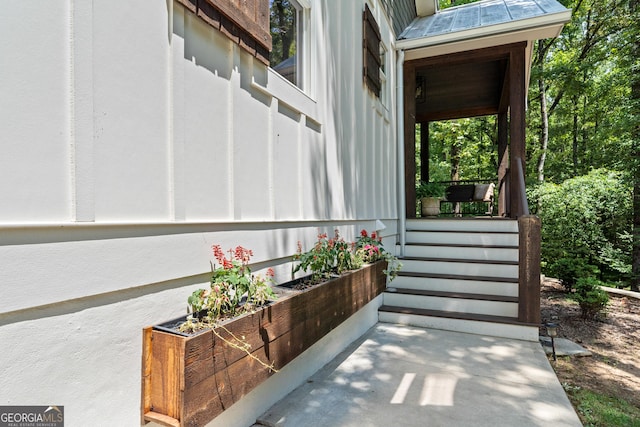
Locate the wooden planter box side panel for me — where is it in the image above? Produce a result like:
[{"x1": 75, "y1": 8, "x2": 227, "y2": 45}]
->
[{"x1": 143, "y1": 261, "x2": 387, "y2": 427}]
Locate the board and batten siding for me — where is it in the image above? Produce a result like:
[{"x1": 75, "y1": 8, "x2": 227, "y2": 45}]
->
[{"x1": 0, "y1": 1, "x2": 398, "y2": 426}]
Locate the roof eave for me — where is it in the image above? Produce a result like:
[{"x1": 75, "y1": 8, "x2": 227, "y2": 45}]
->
[{"x1": 397, "y1": 10, "x2": 571, "y2": 57}]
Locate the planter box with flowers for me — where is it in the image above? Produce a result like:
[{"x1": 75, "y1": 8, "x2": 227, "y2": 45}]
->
[{"x1": 141, "y1": 231, "x2": 400, "y2": 427}]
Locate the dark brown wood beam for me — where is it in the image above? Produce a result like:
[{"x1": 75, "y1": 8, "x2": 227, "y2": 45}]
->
[
  {"x1": 404, "y1": 63, "x2": 417, "y2": 218},
  {"x1": 420, "y1": 122, "x2": 429, "y2": 182},
  {"x1": 518, "y1": 216, "x2": 541, "y2": 324},
  {"x1": 417, "y1": 106, "x2": 500, "y2": 122},
  {"x1": 498, "y1": 60, "x2": 511, "y2": 113},
  {"x1": 407, "y1": 42, "x2": 527, "y2": 69},
  {"x1": 498, "y1": 112, "x2": 509, "y2": 217},
  {"x1": 509, "y1": 46, "x2": 526, "y2": 218}
]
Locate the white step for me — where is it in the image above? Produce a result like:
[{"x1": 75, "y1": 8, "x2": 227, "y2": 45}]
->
[
  {"x1": 379, "y1": 310, "x2": 539, "y2": 341},
  {"x1": 383, "y1": 292, "x2": 518, "y2": 317},
  {"x1": 391, "y1": 275, "x2": 518, "y2": 297},
  {"x1": 405, "y1": 231, "x2": 518, "y2": 247},
  {"x1": 401, "y1": 244, "x2": 518, "y2": 262},
  {"x1": 406, "y1": 218, "x2": 518, "y2": 233},
  {"x1": 401, "y1": 259, "x2": 518, "y2": 279}
]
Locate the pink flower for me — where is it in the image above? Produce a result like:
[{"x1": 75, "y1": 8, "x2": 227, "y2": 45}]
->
[
  {"x1": 212, "y1": 244, "x2": 225, "y2": 265},
  {"x1": 267, "y1": 268, "x2": 275, "y2": 277}
]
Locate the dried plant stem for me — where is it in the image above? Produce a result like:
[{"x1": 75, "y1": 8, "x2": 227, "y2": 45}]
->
[{"x1": 212, "y1": 324, "x2": 278, "y2": 373}]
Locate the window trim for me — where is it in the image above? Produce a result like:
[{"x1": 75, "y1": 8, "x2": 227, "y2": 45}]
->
[{"x1": 269, "y1": 0, "x2": 310, "y2": 92}]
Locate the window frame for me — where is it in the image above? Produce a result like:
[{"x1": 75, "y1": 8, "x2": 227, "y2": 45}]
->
[{"x1": 269, "y1": 0, "x2": 310, "y2": 92}]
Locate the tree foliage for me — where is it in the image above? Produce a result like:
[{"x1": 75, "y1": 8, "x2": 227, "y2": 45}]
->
[
  {"x1": 270, "y1": 0, "x2": 297, "y2": 67},
  {"x1": 530, "y1": 169, "x2": 632, "y2": 283}
]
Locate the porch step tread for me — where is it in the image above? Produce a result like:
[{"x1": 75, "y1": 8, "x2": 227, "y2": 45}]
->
[
  {"x1": 397, "y1": 271, "x2": 518, "y2": 283},
  {"x1": 406, "y1": 229, "x2": 518, "y2": 235},
  {"x1": 385, "y1": 288, "x2": 518, "y2": 303},
  {"x1": 401, "y1": 256, "x2": 518, "y2": 266},
  {"x1": 402, "y1": 242, "x2": 518, "y2": 249},
  {"x1": 379, "y1": 305, "x2": 535, "y2": 327}
]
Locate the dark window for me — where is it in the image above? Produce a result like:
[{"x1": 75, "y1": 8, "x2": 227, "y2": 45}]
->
[{"x1": 270, "y1": 0, "x2": 303, "y2": 87}]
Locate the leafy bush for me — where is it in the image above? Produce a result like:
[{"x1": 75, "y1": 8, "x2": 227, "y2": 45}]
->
[
  {"x1": 530, "y1": 169, "x2": 632, "y2": 283},
  {"x1": 572, "y1": 277, "x2": 609, "y2": 319},
  {"x1": 548, "y1": 257, "x2": 599, "y2": 292}
]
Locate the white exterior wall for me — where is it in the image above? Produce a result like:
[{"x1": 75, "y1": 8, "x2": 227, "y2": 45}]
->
[{"x1": 0, "y1": 1, "x2": 398, "y2": 426}]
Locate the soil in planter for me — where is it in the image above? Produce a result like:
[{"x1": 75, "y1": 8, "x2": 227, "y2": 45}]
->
[{"x1": 153, "y1": 281, "x2": 302, "y2": 337}]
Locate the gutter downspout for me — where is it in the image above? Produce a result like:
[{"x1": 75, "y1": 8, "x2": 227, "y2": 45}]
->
[{"x1": 396, "y1": 49, "x2": 406, "y2": 257}]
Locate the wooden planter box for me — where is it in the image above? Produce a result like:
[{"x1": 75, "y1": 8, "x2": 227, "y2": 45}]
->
[{"x1": 141, "y1": 261, "x2": 387, "y2": 427}]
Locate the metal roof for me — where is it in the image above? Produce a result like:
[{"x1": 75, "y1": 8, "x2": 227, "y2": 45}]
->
[{"x1": 399, "y1": 0, "x2": 570, "y2": 45}]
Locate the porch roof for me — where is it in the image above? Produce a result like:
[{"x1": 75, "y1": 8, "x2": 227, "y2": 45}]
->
[
  {"x1": 397, "y1": 0, "x2": 571, "y2": 60},
  {"x1": 397, "y1": 0, "x2": 570, "y2": 123}
]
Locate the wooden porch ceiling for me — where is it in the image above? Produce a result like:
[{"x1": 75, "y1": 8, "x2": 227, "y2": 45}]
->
[{"x1": 415, "y1": 49, "x2": 512, "y2": 122}]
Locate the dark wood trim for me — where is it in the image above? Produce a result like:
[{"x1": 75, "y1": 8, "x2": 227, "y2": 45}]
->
[
  {"x1": 379, "y1": 305, "x2": 537, "y2": 325},
  {"x1": 404, "y1": 242, "x2": 518, "y2": 249},
  {"x1": 509, "y1": 46, "x2": 526, "y2": 218},
  {"x1": 416, "y1": 106, "x2": 500, "y2": 122},
  {"x1": 402, "y1": 256, "x2": 517, "y2": 266},
  {"x1": 518, "y1": 215, "x2": 541, "y2": 324},
  {"x1": 363, "y1": 4, "x2": 382, "y2": 97},
  {"x1": 420, "y1": 122, "x2": 429, "y2": 181},
  {"x1": 387, "y1": 288, "x2": 519, "y2": 303},
  {"x1": 397, "y1": 271, "x2": 518, "y2": 284},
  {"x1": 498, "y1": 60, "x2": 511, "y2": 113},
  {"x1": 176, "y1": 0, "x2": 271, "y2": 65},
  {"x1": 406, "y1": 42, "x2": 527, "y2": 69},
  {"x1": 498, "y1": 112, "x2": 509, "y2": 217},
  {"x1": 404, "y1": 62, "x2": 417, "y2": 218}
]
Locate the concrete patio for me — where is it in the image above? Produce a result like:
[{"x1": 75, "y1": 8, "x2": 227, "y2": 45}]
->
[{"x1": 254, "y1": 324, "x2": 582, "y2": 427}]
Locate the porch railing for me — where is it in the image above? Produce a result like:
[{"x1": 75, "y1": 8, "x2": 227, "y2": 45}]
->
[{"x1": 432, "y1": 178, "x2": 497, "y2": 216}]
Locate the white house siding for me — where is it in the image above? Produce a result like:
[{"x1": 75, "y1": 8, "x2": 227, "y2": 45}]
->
[{"x1": 0, "y1": 1, "x2": 398, "y2": 426}]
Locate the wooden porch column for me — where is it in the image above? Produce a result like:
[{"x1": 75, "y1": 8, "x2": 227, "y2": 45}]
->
[
  {"x1": 420, "y1": 122, "x2": 429, "y2": 182},
  {"x1": 509, "y1": 46, "x2": 526, "y2": 218},
  {"x1": 497, "y1": 112, "x2": 509, "y2": 216},
  {"x1": 405, "y1": 63, "x2": 417, "y2": 218},
  {"x1": 518, "y1": 215, "x2": 541, "y2": 324}
]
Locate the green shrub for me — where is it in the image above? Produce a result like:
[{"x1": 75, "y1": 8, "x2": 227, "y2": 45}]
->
[
  {"x1": 572, "y1": 277, "x2": 609, "y2": 319},
  {"x1": 530, "y1": 169, "x2": 632, "y2": 284},
  {"x1": 549, "y1": 257, "x2": 599, "y2": 292},
  {"x1": 416, "y1": 181, "x2": 446, "y2": 198}
]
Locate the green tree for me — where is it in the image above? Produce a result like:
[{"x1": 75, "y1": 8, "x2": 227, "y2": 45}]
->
[
  {"x1": 631, "y1": 0, "x2": 640, "y2": 291},
  {"x1": 527, "y1": 0, "x2": 631, "y2": 183}
]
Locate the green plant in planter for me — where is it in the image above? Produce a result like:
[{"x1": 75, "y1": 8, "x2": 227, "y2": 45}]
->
[
  {"x1": 416, "y1": 181, "x2": 446, "y2": 199},
  {"x1": 293, "y1": 229, "x2": 402, "y2": 283},
  {"x1": 355, "y1": 229, "x2": 402, "y2": 281},
  {"x1": 293, "y1": 230, "x2": 362, "y2": 282},
  {"x1": 185, "y1": 245, "x2": 277, "y2": 326}
]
